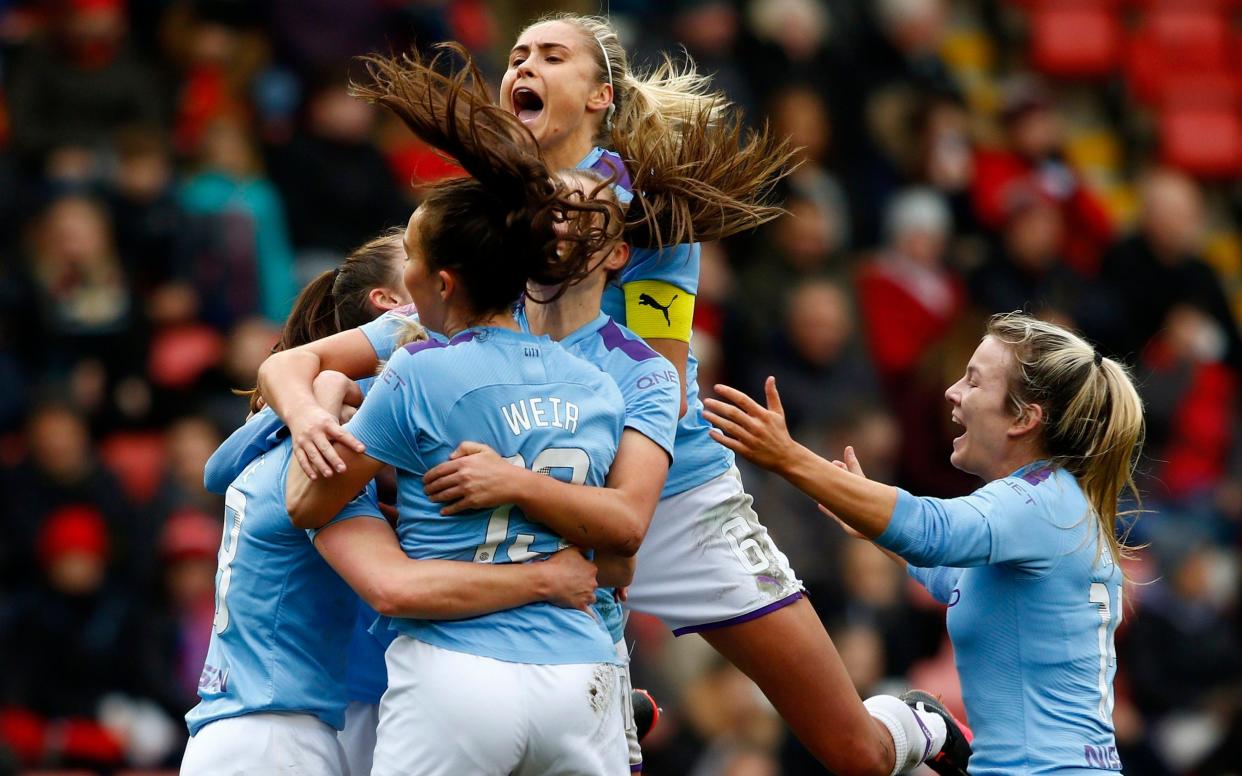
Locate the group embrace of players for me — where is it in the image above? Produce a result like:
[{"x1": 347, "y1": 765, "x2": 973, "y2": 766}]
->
[{"x1": 182, "y1": 13, "x2": 1146, "y2": 776}]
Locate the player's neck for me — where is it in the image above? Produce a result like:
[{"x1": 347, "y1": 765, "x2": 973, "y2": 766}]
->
[
  {"x1": 542, "y1": 133, "x2": 596, "y2": 174},
  {"x1": 524, "y1": 282, "x2": 603, "y2": 340},
  {"x1": 444, "y1": 309, "x2": 521, "y2": 339}
]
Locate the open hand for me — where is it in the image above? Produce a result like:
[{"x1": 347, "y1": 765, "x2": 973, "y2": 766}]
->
[
  {"x1": 818, "y1": 446, "x2": 868, "y2": 539},
  {"x1": 289, "y1": 406, "x2": 365, "y2": 480},
  {"x1": 703, "y1": 377, "x2": 802, "y2": 473}
]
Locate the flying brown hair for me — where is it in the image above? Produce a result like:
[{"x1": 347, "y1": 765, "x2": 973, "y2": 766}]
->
[{"x1": 350, "y1": 44, "x2": 618, "y2": 306}]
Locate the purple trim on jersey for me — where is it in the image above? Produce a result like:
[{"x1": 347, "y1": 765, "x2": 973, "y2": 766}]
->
[
  {"x1": 403, "y1": 330, "x2": 478, "y2": 355},
  {"x1": 599, "y1": 319, "x2": 658, "y2": 362},
  {"x1": 589, "y1": 150, "x2": 632, "y2": 196},
  {"x1": 1019, "y1": 465, "x2": 1055, "y2": 487},
  {"x1": 669, "y1": 591, "x2": 804, "y2": 637},
  {"x1": 630, "y1": 764, "x2": 643, "y2": 773},
  {"x1": 403, "y1": 339, "x2": 447, "y2": 356}
]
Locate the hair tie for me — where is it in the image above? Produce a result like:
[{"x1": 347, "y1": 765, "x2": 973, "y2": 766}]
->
[{"x1": 1093, "y1": 349, "x2": 1103, "y2": 367}]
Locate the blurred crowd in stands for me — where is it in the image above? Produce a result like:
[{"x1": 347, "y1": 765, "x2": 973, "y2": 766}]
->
[{"x1": 0, "y1": 0, "x2": 1238, "y2": 773}]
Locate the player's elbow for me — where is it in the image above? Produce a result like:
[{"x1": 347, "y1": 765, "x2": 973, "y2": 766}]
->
[
  {"x1": 608, "y1": 518, "x2": 645, "y2": 557},
  {"x1": 367, "y1": 583, "x2": 406, "y2": 618},
  {"x1": 285, "y1": 488, "x2": 326, "y2": 530}
]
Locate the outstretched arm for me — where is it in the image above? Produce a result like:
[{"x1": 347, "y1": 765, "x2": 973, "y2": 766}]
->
[
  {"x1": 313, "y1": 518, "x2": 599, "y2": 618},
  {"x1": 703, "y1": 377, "x2": 898, "y2": 539},
  {"x1": 705, "y1": 377, "x2": 1057, "y2": 572},
  {"x1": 423, "y1": 429, "x2": 668, "y2": 557}
]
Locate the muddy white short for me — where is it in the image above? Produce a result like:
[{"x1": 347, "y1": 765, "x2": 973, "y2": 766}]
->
[
  {"x1": 626, "y1": 466, "x2": 805, "y2": 635},
  {"x1": 371, "y1": 636, "x2": 629, "y2": 776}
]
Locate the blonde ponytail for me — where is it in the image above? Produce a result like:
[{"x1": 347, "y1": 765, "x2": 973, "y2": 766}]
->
[{"x1": 986, "y1": 312, "x2": 1146, "y2": 568}]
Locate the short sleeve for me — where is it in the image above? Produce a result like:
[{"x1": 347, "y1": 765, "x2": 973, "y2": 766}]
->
[
  {"x1": 204, "y1": 408, "x2": 286, "y2": 493},
  {"x1": 620, "y1": 358, "x2": 679, "y2": 459},
  {"x1": 358, "y1": 305, "x2": 423, "y2": 362},
  {"x1": 306, "y1": 480, "x2": 384, "y2": 541},
  {"x1": 346, "y1": 348, "x2": 425, "y2": 473},
  {"x1": 619, "y1": 244, "x2": 700, "y2": 343},
  {"x1": 877, "y1": 478, "x2": 1065, "y2": 574}
]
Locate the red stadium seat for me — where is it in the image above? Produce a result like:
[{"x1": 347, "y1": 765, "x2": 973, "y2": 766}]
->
[
  {"x1": 1126, "y1": 6, "x2": 1232, "y2": 104},
  {"x1": 1028, "y1": 2, "x2": 1122, "y2": 78},
  {"x1": 1158, "y1": 103, "x2": 1242, "y2": 177},
  {"x1": 99, "y1": 432, "x2": 167, "y2": 505},
  {"x1": 147, "y1": 324, "x2": 225, "y2": 390}
]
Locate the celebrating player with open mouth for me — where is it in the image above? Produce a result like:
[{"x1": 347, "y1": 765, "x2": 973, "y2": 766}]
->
[{"x1": 705, "y1": 312, "x2": 1144, "y2": 775}]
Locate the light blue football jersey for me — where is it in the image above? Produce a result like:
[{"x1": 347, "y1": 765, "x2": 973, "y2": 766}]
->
[
  {"x1": 358, "y1": 303, "x2": 445, "y2": 360},
  {"x1": 344, "y1": 599, "x2": 392, "y2": 705},
  {"x1": 203, "y1": 406, "x2": 285, "y2": 494},
  {"x1": 346, "y1": 326, "x2": 625, "y2": 665},
  {"x1": 186, "y1": 439, "x2": 384, "y2": 735},
  {"x1": 515, "y1": 307, "x2": 680, "y2": 642},
  {"x1": 878, "y1": 462, "x2": 1125, "y2": 774},
  {"x1": 578, "y1": 147, "x2": 734, "y2": 499}
]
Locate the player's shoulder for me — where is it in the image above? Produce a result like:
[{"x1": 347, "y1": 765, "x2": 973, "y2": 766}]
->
[
  {"x1": 592, "y1": 317, "x2": 665, "y2": 364},
  {"x1": 989, "y1": 464, "x2": 1086, "y2": 521},
  {"x1": 621, "y1": 242, "x2": 701, "y2": 289}
]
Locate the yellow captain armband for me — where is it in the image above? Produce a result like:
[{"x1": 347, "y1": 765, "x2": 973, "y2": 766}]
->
[{"x1": 623, "y1": 280, "x2": 696, "y2": 342}]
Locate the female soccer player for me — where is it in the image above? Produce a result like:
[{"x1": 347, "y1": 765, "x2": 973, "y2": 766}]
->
[
  {"x1": 281, "y1": 62, "x2": 640, "y2": 775},
  {"x1": 268, "y1": 28, "x2": 971, "y2": 775},
  {"x1": 704, "y1": 312, "x2": 1145, "y2": 774},
  {"x1": 182, "y1": 241, "x2": 602, "y2": 776}
]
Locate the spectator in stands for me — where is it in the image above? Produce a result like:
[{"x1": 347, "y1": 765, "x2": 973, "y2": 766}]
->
[
  {"x1": 2, "y1": 402, "x2": 134, "y2": 588},
  {"x1": 27, "y1": 195, "x2": 137, "y2": 366},
  {"x1": 967, "y1": 183, "x2": 1087, "y2": 324},
  {"x1": 1124, "y1": 529, "x2": 1242, "y2": 769},
  {"x1": 0, "y1": 505, "x2": 143, "y2": 770},
  {"x1": 768, "y1": 85, "x2": 851, "y2": 251},
  {"x1": 1096, "y1": 169, "x2": 1242, "y2": 369},
  {"x1": 7, "y1": 0, "x2": 165, "y2": 165},
  {"x1": 1137, "y1": 305, "x2": 1240, "y2": 505},
  {"x1": 107, "y1": 125, "x2": 192, "y2": 296},
  {"x1": 857, "y1": 187, "x2": 962, "y2": 385},
  {"x1": 139, "y1": 508, "x2": 220, "y2": 719},
  {"x1": 744, "y1": 278, "x2": 878, "y2": 434},
  {"x1": 180, "y1": 116, "x2": 298, "y2": 322},
  {"x1": 972, "y1": 78, "x2": 1113, "y2": 274},
  {"x1": 267, "y1": 75, "x2": 408, "y2": 263},
  {"x1": 729, "y1": 190, "x2": 847, "y2": 360}
]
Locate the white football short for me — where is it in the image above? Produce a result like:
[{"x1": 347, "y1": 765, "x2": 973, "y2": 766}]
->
[
  {"x1": 615, "y1": 638, "x2": 641, "y2": 772},
  {"x1": 371, "y1": 636, "x2": 629, "y2": 776},
  {"x1": 180, "y1": 711, "x2": 347, "y2": 776},
  {"x1": 627, "y1": 466, "x2": 804, "y2": 635},
  {"x1": 338, "y1": 700, "x2": 379, "y2": 776}
]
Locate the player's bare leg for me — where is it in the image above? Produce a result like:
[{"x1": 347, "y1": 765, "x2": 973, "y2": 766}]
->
[{"x1": 701, "y1": 597, "x2": 896, "y2": 776}]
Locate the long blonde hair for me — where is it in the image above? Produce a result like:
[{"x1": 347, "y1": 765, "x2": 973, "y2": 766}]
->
[
  {"x1": 986, "y1": 312, "x2": 1146, "y2": 566},
  {"x1": 525, "y1": 13, "x2": 796, "y2": 249}
]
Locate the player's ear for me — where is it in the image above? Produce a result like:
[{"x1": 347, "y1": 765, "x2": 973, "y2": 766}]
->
[
  {"x1": 437, "y1": 269, "x2": 455, "y2": 303},
  {"x1": 603, "y1": 241, "x2": 629, "y2": 273},
  {"x1": 369, "y1": 286, "x2": 402, "y2": 311},
  {"x1": 1008, "y1": 402, "x2": 1043, "y2": 439}
]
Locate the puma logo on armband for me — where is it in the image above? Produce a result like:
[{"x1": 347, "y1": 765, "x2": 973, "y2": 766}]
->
[{"x1": 638, "y1": 293, "x2": 678, "y2": 326}]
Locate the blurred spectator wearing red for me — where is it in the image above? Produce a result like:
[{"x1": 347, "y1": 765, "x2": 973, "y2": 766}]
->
[{"x1": 972, "y1": 80, "x2": 1113, "y2": 275}]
